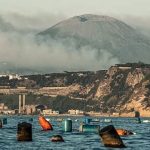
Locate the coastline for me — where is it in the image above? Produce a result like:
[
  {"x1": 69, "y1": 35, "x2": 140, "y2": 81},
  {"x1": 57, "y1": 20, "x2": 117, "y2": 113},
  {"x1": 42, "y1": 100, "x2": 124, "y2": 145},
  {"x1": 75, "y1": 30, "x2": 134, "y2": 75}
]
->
[{"x1": 1, "y1": 112, "x2": 150, "y2": 118}]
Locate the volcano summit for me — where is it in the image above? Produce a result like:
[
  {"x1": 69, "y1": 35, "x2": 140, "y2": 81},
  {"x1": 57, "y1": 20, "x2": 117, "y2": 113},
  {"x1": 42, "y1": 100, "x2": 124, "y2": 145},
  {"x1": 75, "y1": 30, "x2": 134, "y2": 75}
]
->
[{"x1": 38, "y1": 14, "x2": 150, "y2": 64}]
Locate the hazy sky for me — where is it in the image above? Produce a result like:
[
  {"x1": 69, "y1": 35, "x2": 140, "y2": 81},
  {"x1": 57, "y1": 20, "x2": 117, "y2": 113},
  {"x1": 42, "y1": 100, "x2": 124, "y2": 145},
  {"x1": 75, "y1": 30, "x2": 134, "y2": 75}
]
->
[{"x1": 0, "y1": 0, "x2": 150, "y2": 17}]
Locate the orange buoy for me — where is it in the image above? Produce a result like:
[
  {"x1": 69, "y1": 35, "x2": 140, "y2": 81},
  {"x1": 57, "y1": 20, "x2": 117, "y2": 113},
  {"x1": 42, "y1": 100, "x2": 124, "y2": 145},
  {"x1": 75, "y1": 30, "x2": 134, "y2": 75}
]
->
[
  {"x1": 116, "y1": 129, "x2": 133, "y2": 136},
  {"x1": 38, "y1": 116, "x2": 53, "y2": 131}
]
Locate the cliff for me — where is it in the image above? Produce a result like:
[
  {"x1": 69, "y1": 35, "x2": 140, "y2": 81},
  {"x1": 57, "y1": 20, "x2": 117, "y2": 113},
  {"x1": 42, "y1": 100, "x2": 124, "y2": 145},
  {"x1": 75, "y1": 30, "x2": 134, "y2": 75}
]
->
[{"x1": 0, "y1": 63, "x2": 150, "y2": 116}]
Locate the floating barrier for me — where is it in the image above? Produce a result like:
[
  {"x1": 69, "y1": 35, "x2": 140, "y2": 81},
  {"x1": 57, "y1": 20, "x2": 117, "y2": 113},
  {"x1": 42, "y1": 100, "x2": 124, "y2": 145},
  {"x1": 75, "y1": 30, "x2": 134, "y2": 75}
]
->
[
  {"x1": 62, "y1": 119, "x2": 72, "y2": 132},
  {"x1": 3, "y1": 118, "x2": 7, "y2": 125},
  {"x1": 51, "y1": 135, "x2": 64, "y2": 142},
  {"x1": 99, "y1": 125, "x2": 126, "y2": 148},
  {"x1": 17, "y1": 122, "x2": 32, "y2": 141},
  {"x1": 38, "y1": 116, "x2": 53, "y2": 131},
  {"x1": 0, "y1": 120, "x2": 2, "y2": 128},
  {"x1": 116, "y1": 129, "x2": 134, "y2": 136},
  {"x1": 79, "y1": 124, "x2": 100, "y2": 133},
  {"x1": 85, "y1": 118, "x2": 92, "y2": 124}
]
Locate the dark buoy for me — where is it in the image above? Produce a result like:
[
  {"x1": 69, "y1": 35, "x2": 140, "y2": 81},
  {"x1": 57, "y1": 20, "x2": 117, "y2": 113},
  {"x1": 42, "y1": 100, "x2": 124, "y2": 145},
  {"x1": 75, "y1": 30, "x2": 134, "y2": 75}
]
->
[
  {"x1": 99, "y1": 125, "x2": 126, "y2": 148},
  {"x1": 3, "y1": 118, "x2": 7, "y2": 125},
  {"x1": 62, "y1": 119, "x2": 72, "y2": 132},
  {"x1": 135, "y1": 111, "x2": 140, "y2": 118},
  {"x1": 51, "y1": 135, "x2": 64, "y2": 142},
  {"x1": 17, "y1": 122, "x2": 32, "y2": 141},
  {"x1": 0, "y1": 120, "x2": 2, "y2": 128},
  {"x1": 135, "y1": 111, "x2": 141, "y2": 123},
  {"x1": 137, "y1": 117, "x2": 141, "y2": 124}
]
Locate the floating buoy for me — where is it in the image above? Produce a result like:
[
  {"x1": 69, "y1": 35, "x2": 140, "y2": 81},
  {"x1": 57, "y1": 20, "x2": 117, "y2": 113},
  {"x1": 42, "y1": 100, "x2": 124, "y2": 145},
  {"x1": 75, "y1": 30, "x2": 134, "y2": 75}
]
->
[
  {"x1": 62, "y1": 119, "x2": 72, "y2": 132},
  {"x1": 79, "y1": 124, "x2": 100, "y2": 133},
  {"x1": 38, "y1": 116, "x2": 53, "y2": 131},
  {"x1": 51, "y1": 135, "x2": 64, "y2": 142},
  {"x1": 135, "y1": 111, "x2": 140, "y2": 118},
  {"x1": 0, "y1": 120, "x2": 2, "y2": 128},
  {"x1": 137, "y1": 117, "x2": 141, "y2": 124},
  {"x1": 116, "y1": 129, "x2": 134, "y2": 136},
  {"x1": 99, "y1": 125, "x2": 126, "y2": 148},
  {"x1": 3, "y1": 118, "x2": 7, "y2": 125},
  {"x1": 17, "y1": 122, "x2": 32, "y2": 141}
]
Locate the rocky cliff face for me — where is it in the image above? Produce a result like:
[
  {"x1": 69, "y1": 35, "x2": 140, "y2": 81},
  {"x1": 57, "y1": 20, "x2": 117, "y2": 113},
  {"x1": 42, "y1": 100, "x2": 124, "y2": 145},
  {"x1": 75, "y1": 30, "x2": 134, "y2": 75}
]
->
[
  {"x1": 0, "y1": 63, "x2": 150, "y2": 116},
  {"x1": 93, "y1": 65, "x2": 150, "y2": 115},
  {"x1": 65, "y1": 63, "x2": 150, "y2": 115}
]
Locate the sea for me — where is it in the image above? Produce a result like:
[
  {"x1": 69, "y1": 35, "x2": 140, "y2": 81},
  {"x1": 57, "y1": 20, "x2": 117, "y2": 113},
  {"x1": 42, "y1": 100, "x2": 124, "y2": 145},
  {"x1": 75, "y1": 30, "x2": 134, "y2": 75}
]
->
[{"x1": 0, "y1": 116, "x2": 150, "y2": 150}]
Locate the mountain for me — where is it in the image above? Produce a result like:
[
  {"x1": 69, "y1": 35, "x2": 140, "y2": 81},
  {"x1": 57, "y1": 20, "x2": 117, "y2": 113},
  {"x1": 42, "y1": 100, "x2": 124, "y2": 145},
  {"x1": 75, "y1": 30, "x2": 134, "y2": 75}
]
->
[{"x1": 38, "y1": 14, "x2": 150, "y2": 64}]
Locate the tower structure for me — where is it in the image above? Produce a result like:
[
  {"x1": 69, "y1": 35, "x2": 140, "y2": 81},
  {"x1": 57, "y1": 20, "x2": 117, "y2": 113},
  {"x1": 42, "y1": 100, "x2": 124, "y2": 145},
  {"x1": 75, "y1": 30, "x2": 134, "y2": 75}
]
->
[{"x1": 18, "y1": 94, "x2": 26, "y2": 114}]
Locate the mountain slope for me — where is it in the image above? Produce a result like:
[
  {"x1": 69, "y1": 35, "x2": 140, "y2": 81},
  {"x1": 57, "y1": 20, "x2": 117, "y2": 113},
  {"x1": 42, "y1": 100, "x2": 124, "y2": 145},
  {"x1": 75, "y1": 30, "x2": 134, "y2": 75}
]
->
[{"x1": 38, "y1": 14, "x2": 150, "y2": 64}]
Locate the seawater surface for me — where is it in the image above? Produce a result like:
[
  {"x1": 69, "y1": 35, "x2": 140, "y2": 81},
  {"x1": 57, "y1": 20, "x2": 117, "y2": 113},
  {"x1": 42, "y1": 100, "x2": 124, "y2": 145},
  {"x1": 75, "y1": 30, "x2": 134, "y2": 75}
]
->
[{"x1": 0, "y1": 116, "x2": 150, "y2": 150}]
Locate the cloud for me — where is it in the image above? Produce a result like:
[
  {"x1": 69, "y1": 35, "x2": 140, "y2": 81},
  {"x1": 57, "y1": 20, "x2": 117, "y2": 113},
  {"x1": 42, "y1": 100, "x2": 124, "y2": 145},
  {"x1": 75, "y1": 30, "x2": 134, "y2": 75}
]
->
[
  {"x1": 0, "y1": 29, "x2": 120, "y2": 73},
  {"x1": 2, "y1": 12, "x2": 150, "y2": 74},
  {"x1": 116, "y1": 15, "x2": 150, "y2": 37},
  {"x1": 0, "y1": 13, "x2": 66, "y2": 33}
]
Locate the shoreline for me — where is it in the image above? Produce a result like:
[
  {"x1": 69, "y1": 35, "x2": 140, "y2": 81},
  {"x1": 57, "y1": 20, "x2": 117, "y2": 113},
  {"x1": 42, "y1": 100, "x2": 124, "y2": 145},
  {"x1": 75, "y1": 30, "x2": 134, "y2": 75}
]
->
[{"x1": 1, "y1": 113, "x2": 149, "y2": 118}]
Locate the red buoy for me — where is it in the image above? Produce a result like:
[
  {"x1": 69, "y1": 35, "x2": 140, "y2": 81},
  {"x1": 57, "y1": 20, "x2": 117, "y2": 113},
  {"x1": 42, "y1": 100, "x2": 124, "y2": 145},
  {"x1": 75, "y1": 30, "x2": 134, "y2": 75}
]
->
[{"x1": 38, "y1": 116, "x2": 53, "y2": 131}]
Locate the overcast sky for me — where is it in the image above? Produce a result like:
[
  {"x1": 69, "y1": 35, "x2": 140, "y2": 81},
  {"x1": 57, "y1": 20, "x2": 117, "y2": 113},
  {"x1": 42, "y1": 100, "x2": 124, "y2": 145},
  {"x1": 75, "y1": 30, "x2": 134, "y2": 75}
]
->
[{"x1": 0, "y1": 0, "x2": 150, "y2": 17}]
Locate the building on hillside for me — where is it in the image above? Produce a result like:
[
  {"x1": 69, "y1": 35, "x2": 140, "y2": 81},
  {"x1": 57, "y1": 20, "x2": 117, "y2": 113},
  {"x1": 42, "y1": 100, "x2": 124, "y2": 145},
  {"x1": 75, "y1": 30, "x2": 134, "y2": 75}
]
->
[
  {"x1": 1, "y1": 110, "x2": 15, "y2": 115},
  {"x1": 42, "y1": 109, "x2": 53, "y2": 115},
  {"x1": 25, "y1": 105, "x2": 36, "y2": 115},
  {"x1": 42, "y1": 109, "x2": 59, "y2": 115},
  {"x1": 68, "y1": 109, "x2": 84, "y2": 115},
  {"x1": 52, "y1": 110, "x2": 59, "y2": 115},
  {"x1": 0, "y1": 103, "x2": 8, "y2": 110},
  {"x1": 9, "y1": 74, "x2": 22, "y2": 80},
  {"x1": 0, "y1": 103, "x2": 15, "y2": 114}
]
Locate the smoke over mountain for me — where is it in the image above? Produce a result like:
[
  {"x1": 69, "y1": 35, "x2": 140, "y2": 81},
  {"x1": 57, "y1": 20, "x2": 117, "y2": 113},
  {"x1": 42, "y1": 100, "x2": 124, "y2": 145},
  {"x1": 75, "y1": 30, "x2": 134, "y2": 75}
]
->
[{"x1": 0, "y1": 13, "x2": 150, "y2": 74}]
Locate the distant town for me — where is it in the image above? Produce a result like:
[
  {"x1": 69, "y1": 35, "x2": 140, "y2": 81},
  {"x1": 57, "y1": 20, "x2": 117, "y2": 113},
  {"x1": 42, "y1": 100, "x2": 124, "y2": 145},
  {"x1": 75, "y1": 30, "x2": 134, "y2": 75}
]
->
[{"x1": 0, "y1": 94, "x2": 98, "y2": 116}]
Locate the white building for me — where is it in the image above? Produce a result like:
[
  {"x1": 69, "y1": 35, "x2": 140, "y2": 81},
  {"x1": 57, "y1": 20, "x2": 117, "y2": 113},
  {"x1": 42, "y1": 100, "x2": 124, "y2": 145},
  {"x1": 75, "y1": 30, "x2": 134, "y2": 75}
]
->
[
  {"x1": 68, "y1": 109, "x2": 84, "y2": 115},
  {"x1": 9, "y1": 74, "x2": 22, "y2": 80},
  {"x1": 42, "y1": 109, "x2": 59, "y2": 115}
]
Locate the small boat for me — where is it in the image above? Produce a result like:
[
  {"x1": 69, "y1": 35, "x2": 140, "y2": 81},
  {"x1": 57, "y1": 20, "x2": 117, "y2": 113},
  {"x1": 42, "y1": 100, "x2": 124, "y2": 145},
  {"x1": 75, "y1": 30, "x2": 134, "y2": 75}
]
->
[
  {"x1": 74, "y1": 119, "x2": 78, "y2": 122},
  {"x1": 91, "y1": 118, "x2": 100, "y2": 122},
  {"x1": 103, "y1": 119, "x2": 112, "y2": 123},
  {"x1": 143, "y1": 120, "x2": 150, "y2": 123}
]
